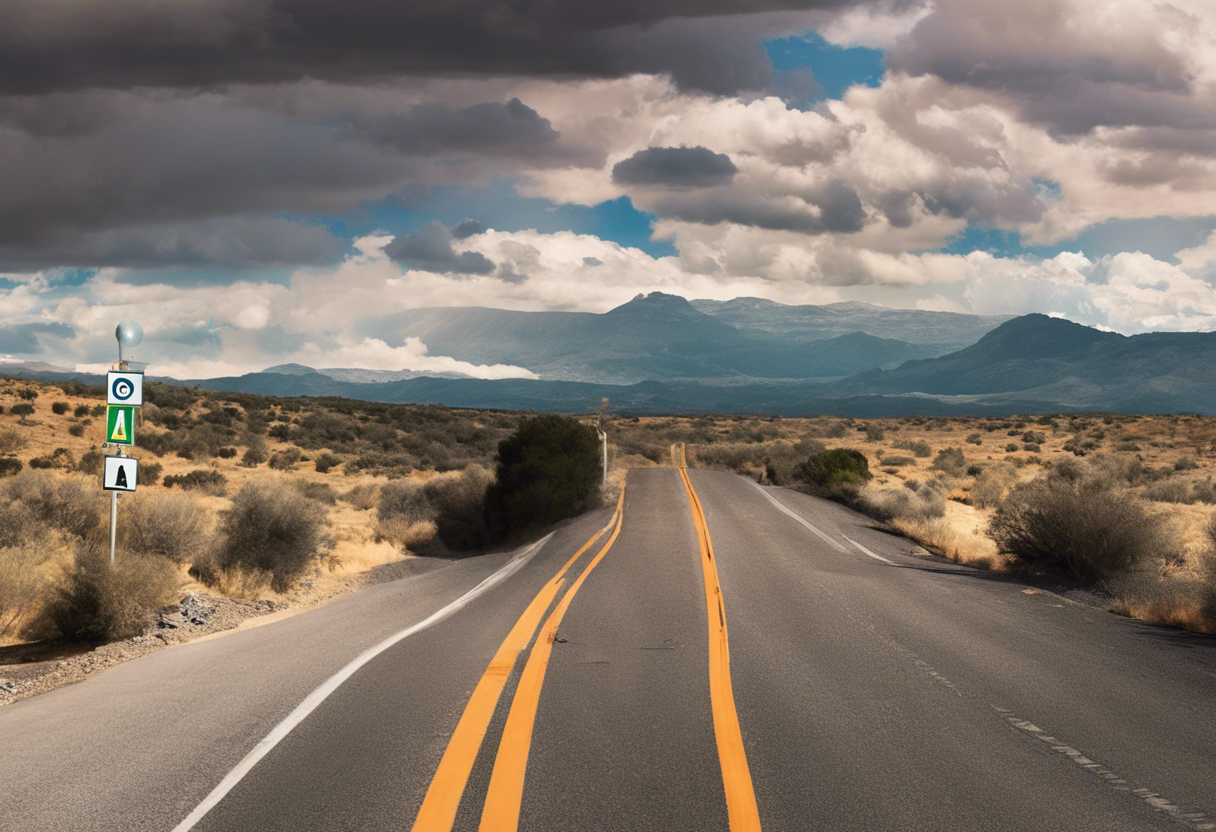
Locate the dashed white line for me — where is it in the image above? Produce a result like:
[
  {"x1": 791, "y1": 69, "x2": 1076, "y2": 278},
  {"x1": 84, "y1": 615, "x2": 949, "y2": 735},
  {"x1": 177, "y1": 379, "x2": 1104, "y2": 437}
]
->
[
  {"x1": 995, "y1": 707, "x2": 1215, "y2": 830},
  {"x1": 170, "y1": 534, "x2": 553, "y2": 832}
]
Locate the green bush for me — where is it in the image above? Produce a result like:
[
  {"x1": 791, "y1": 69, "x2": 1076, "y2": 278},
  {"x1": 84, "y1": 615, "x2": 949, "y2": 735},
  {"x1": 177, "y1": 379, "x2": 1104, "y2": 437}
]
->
[
  {"x1": 210, "y1": 483, "x2": 327, "y2": 591},
  {"x1": 49, "y1": 545, "x2": 180, "y2": 643},
  {"x1": 988, "y1": 478, "x2": 1166, "y2": 585},
  {"x1": 51, "y1": 401, "x2": 69, "y2": 415},
  {"x1": 794, "y1": 448, "x2": 872, "y2": 490},
  {"x1": 485, "y1": 415, "x2": 601, "y2": 539},
  {"x1": 10, "y1": 403, "x2": 34, "y2": 417},
  {"x1": 74, "y1": 404, "x2": 90, "y2": 418}
]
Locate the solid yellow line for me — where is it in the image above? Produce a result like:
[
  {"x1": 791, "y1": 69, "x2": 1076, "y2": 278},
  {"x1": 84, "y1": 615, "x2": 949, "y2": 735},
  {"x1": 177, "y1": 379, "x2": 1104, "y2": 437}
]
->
[
  {"x1": 409, "y1": 505, "x2": 618, "y2": 832},
  {"x1": 679, "y1": 466, "x2": 762, "y2": 832},
  {"x1": 477, "y1": 486, "x2": 627, "y2": 832}
]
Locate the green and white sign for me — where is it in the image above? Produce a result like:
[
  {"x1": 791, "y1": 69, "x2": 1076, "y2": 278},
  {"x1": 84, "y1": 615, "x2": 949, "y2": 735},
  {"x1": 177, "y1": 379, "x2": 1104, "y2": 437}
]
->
[{"x1": 106, "y1": 404, "x2": 137, "y2": 446}]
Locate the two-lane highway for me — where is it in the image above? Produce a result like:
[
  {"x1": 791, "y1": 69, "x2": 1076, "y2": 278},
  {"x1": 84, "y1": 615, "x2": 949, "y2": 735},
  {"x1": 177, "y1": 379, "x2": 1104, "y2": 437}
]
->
[{"x1": 2, "y1": 467, "x2": 1214, "y2": 831}]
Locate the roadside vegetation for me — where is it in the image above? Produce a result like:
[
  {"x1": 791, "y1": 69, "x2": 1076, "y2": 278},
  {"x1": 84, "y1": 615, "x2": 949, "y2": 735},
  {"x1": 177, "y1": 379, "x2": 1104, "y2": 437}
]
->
[
  {"x1": 0, "y1": 376, "x2": 600, "y2": 649},
  {"x1": 3, "y1": 372, "x2": 1214, "y2": 649}
]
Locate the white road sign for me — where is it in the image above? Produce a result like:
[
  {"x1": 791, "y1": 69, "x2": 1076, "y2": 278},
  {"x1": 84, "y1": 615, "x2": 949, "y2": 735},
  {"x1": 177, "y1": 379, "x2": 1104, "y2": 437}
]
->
[
  {"x1": 107, "y1": 371, "x2": 143, "y2": 407},
  {"x1": 103, "y1": 456, "x2": 138, "y2": 492}
]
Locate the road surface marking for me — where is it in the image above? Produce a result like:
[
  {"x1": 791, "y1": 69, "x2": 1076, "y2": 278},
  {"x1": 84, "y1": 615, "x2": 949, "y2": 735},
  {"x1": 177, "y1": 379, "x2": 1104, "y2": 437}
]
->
[
  {"x1": 478, "y1": 487, "x2": 628, "y2": 832},
  {"x1": 170, "y1": 534, "x2": 554, "y2": 832},
  {"x1": 410, "y1": 501, "x2": 621, "y2": 832},
  {"x1": 682, "y1": 467, "x2": 763, "y2": 832},
  {"x1": 747, "y1": 481, "x2": 848, "y2": 553},
  {"x1": 995, "y1": 707, "x2": 1215, "y2": 830},
  {"x1": 841, "y1": 534, "x2": 895, "y2": 565}
]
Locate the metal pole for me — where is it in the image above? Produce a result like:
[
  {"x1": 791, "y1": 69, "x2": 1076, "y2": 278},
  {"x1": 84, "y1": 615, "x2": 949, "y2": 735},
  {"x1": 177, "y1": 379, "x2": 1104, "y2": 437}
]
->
[
  {"x1": 109, "y1": 489, "x2": 117, "y2": 566},
  {"x1": 598, "y1": 429, "x2": 607, "y2": 485}
]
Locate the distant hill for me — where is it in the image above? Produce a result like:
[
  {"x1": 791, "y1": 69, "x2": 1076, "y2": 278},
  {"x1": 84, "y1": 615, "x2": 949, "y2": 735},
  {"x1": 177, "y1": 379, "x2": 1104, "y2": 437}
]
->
[
  {"x1": 690, "y1": 297, "x2": 1010, "y2": 352},
  {"x1": 9, "y1": 310, "x2": 1216, "y2": 417},
  {"x1": 376, "y1": 292, "x2": 939, "y2": 383},
  {"x1": 827, "y1": 314, "x2": 1216, "y2": 412}
]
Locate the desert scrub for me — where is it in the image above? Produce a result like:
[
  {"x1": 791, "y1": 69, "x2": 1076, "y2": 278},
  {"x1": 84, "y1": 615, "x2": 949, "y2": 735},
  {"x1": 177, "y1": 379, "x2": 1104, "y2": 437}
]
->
[
  {"x1": 969, "y1": 463, "x2": 1017, "y2": 508},
  {"x1": 893, "y1": 438, "x2": 932, "y2": 458},
  {"x1": 163, "y1": 469, "x2": 227, "y2": 495},
  {"x1": 376, "y1": 479, "x2": 438, "y2": 551},
  {"x1": 0, "y1": 541, "x2": 50, "y2": 638},
  {"x1": 203, "y1": 483, "x2": 329, "y2": 592},
  {"x1": 857, "y1": 481, "x2": 945, "y2": 522},
  {"x1": 425, "y1": 466, "x2": 494, "y2": 550},
  {"x1": 988, "y1": 477, "x2": 1172, "y2": 585},
  {"x1": 3, "y1": 470, "x2": 103, "y2": 541},
  {"x1": 49, "y1": 544, "x2": 181, "y2": 643},
  {"x1": 340, "y1": 483, "x2": 379, "y2": 511},
  {"x1": 119, "y1": 491, "x2": 210, "y2": 564}
]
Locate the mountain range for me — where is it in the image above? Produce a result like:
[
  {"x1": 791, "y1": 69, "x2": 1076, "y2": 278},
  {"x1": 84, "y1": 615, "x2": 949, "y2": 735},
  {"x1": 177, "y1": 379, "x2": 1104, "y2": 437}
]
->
[{"x1": 6, "y1": 297, "x2": 1216, "y2": 416}]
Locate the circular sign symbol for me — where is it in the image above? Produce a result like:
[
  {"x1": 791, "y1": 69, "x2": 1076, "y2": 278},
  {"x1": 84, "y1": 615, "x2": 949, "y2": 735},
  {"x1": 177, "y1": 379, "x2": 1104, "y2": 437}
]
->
[{"x1": 112, "y1": 378, "x2": 134, "y2": 401}]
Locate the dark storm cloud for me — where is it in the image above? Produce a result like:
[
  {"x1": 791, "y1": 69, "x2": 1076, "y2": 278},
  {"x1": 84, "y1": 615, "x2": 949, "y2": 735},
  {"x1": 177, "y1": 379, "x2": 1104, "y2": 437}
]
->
[
  {"x1": 886, "y1": 0, "x2": 1210, "y2": 136},
  {"x1": 0, "y1": 218, "x2": 344, "y2": 272},
  {"x1": 451, "y1": 220, "x2": 487, "y2": 240},
  {"x1": 612, "y1": 146, "x2": 739, "y2": 188},
  {"x1": 384, "y1": 221, "x2": 497, "y2": 275},
  {"x1": 638, "y1": 179, "x2": 868, "y2": 233},
  {"x1": 354, "y1": 99, "x2": 559, "y2": 157},
  {"x1": 0, "y1": 322, "x2": 75, "y2": 355},
  {"x1": 0, "y1": 1, "x2": 871, "y2": 96},
  {"x1": 0, "y1": 100, "x2": 406, "y2": 247}
]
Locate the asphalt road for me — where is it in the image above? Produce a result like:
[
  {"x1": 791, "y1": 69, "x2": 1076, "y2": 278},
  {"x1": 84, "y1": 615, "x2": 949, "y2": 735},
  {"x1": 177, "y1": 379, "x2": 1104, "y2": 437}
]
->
[{"x1": 3, "y1": 467, "x2": 1215, "y2": 831}]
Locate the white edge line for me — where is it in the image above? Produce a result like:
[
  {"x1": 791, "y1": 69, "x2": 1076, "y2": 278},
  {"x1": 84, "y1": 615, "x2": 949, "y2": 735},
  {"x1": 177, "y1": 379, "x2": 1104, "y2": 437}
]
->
[
  {"x1": 842, "y1": 534, "x2": 895, "y2": 565},
  {"x1": 170, "y1": 533, "x2": 554, "y2": 832},
  {"x1": 748, "y1": 480, "x2": 848, "y2": 553}
]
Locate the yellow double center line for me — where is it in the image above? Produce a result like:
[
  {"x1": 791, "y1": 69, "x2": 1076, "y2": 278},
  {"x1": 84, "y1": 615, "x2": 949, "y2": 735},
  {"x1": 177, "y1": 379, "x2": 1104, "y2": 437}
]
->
[
  {"x1": 412, "y1": 468, "x2": 761, "y2": 831},
  {"x1": 410, "y1": 487, "x2": 626, "y2": 832},
  {"x1": 679, "y1": 465, "x2": 763, "y2": 832}
]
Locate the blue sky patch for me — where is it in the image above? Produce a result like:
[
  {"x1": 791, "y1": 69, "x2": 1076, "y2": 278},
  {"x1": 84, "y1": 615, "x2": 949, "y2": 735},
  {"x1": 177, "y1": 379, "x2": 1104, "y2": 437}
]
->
[{"x1": 764, "y1": 31, "x2": 885, "y2": 102}]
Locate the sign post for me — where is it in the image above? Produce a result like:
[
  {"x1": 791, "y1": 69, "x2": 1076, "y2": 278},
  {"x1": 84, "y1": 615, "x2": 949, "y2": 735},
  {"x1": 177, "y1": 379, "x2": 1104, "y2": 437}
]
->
[{"x1": 105, "y1": 320, "x2": 145, "y2": 566}]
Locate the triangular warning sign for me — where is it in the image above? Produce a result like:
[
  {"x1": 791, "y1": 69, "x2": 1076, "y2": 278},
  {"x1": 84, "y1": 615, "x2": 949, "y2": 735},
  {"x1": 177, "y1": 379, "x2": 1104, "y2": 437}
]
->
[
  {"x1": 115, "y1": 464, "x2": 128, "y2": 489},
  {"x1": 110, "y1": 410, "x2": 127, "y2": 442}
]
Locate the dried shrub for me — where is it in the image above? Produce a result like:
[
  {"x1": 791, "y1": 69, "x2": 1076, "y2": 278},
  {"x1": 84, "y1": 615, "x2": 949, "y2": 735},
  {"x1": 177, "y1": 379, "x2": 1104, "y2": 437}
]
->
[
  {"x1": 293, "y1": 479, "x2": 338, "y2": 505},
  {"x1": 119, "y1": 491, "x2": 210, "y2": 564},
  {"x1": 894, "y1": 438, "x2": 932, "y2": 458},
  {"x1": 210, "y1": 483, "x2": 327, "y2": 591},
  {"x1": 425, "y1": 466, "x2": 494, "y2": 550},
  {"x1": 857, "y1": 482, "x2": 945, "y2": 522},
  {"x1": 51, "y1": 401, "x2": 69, "y2": 415},
  {"x1": 988, "y1": 478, "x2": 1169, "y2": 585},
  {"x1": 3, "y1": 470, "x2": 103, "y2": 540},
  {"x1": 378, "y1": 480, "x2": 435, "y2": 526},
  {"x1": 970, "y1": 463, "x2": 1017, "y2": 508},
  {"x1": 269, "y1": 448, "x2": 302, "y2": 471},
  {"x1": 931, "y1": 447, "x2": 967, "y2": 476},
  {"x1": 162, "y1": 469, "x2": 227, "y2": 495},
  {"x1": 49, "y1": 545, "x2": 181, "y2": 643},
  {"x1": 0, "y1": 428, "x2": 25, "y2": 455},
  {"x1": 374, "y1": 517, "x2": 438, "y2": 551},
  {"x1": 340, "y1": 483, "x2": 379, "y2": 511},
  {"x1": 0, "y1": 541, "x2": 49, "y2": 638},
  {"x1": 0, "y1": 457, "x2": 21, "y2": 478},
  {"x1": 313, "y1": 452, "x2": 341, "y2": 473}
]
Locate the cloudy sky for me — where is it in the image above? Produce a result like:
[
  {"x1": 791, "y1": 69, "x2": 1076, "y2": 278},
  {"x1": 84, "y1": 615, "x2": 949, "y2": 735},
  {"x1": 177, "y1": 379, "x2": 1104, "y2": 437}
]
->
[{"x1": 5, "y1": 0, "x2": 1216, "y2": 377}]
